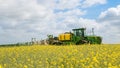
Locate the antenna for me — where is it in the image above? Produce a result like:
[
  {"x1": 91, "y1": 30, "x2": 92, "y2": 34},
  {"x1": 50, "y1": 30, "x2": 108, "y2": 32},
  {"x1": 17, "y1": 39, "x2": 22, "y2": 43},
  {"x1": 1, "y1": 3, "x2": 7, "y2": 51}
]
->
[{"x1": 92, "y1": 28, "x2": 94, "y2": 36}]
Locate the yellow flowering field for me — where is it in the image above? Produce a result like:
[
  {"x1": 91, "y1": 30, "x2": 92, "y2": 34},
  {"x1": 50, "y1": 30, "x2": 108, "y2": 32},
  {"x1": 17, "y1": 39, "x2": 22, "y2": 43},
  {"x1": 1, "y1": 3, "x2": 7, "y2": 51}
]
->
[{"x1": 0, "y1": 44, "x2": 120, "y2": 68}]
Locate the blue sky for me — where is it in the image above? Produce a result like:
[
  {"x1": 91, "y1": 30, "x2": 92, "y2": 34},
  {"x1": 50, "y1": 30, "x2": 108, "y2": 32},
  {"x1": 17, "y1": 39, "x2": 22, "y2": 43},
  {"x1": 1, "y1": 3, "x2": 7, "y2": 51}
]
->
[
  {"x1": 0, "y1": 0, "x2": 120, "y2": 44},
  {"x1": 81, "y1": 0, "x2": 120, "y2": 19}
]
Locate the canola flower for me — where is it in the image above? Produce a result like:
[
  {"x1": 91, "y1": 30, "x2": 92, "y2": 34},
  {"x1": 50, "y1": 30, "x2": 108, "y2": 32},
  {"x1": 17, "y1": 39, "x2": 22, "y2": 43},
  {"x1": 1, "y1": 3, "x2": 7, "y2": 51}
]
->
[
  {"x1": 0, "y1": 44, "x2": 120, "y2": 68},
  {"x1": 0, "y1": 65, "x2": 2, "y2": 68}
]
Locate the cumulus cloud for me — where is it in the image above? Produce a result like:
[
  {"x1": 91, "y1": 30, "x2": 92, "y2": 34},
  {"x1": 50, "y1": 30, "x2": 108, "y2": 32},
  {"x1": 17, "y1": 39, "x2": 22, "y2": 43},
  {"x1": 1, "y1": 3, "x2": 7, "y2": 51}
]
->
[
  {"x1": 98, "y1": 5, "x2": 120, "y2": 43},
  {"x1": 82, "y1": 0, "x2": 107, "y2": 8},
  {"x1": 99, "y1": 5, "x2": 120, "y2": 21},
  {"x1": 98, "y1": 5, "x2": 120, "y2": 31},
  {"x1": 54, "y1": 0, "x2": 107, "y2": 9},
  {"x1": 55, "y1": 0, "x2": 81, "y2": 10},
  {"x1": 0, "y1": 0, "x2": 119, "y2": 44},
  {"x1": 0, "y1": 0, "x2": 55, "y2": 44}
]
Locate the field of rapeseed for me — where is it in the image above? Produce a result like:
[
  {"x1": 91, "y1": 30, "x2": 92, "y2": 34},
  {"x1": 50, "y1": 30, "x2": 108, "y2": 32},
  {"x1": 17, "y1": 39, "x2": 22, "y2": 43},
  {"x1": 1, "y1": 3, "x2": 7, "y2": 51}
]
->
[{"x1": 0, "y1": 44, "x2": 120, "y2": 68}]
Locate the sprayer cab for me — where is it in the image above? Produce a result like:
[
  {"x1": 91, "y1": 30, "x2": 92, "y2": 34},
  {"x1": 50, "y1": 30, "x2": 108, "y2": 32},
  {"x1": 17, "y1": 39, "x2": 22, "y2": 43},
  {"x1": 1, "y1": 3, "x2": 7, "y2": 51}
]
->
[{"x1": 72, "y1": 28, "x2": 86, "y2": 37}]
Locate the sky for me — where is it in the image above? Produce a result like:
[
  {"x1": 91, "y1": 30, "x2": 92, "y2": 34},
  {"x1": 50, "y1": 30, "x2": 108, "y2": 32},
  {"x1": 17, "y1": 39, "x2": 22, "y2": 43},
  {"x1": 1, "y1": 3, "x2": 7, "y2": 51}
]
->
[{"x1": 0, "y1": 0, "x2": 120, "y2": 44}]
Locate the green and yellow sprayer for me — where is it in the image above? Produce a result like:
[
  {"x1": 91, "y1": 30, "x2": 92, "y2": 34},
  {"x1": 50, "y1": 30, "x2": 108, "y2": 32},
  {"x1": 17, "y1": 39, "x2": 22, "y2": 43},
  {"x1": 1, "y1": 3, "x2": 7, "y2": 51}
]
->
[{"x1": 46, "y1": 28, "x2": 102, "y2": 45}]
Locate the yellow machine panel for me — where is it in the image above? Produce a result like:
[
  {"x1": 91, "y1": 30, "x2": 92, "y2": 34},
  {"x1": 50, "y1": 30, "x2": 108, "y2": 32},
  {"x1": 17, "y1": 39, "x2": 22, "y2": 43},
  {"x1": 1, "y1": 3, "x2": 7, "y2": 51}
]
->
[
  {"x1": 58, "y1": 34, "x2": 64, "y2": 41},
  {"x1": 59, "y1": 33, "x2": 71, "y2": 41},
  {"x1": 64, "y1": 34, "x2": 71, "y2": 40}
]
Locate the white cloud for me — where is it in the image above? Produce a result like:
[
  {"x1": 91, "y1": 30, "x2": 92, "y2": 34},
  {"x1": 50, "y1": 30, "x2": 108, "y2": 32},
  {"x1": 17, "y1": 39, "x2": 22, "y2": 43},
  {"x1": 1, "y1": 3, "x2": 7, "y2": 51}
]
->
[
  {"x1": 98, "y1": 5, "x2": 120, "y2": 44},
  {"x1": 99, "y1": 5, "x2": 120, "y2": 21},
  {"x1": 55, "y1": 16, "x2": 101, "y2": 36},
  {"x1": 54, "y1": 0, "x2": 107, "y2": 9},
  {"x1": 55, "y1": 9, "x2": 86, "y2": 22},
  {"x1": 0, "y1": 0, "x2": 55, "y2": 44},
  {"x1": 82, "y1": 0, "x2": 107, "y2": 8},
  {"x1": 1, "y1": 0, "x2": 119, "y2": 44},
  {"x1": 55, "y1": 0, "x2": 81, "y2": 10},
  {"x1": 62, "y1": 9, "x2": 86, "y2": 16},
  {"x1": 98, "y1": 5, "x2": 120, "y2": 29}
]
